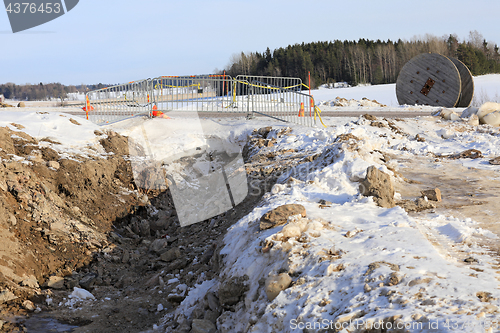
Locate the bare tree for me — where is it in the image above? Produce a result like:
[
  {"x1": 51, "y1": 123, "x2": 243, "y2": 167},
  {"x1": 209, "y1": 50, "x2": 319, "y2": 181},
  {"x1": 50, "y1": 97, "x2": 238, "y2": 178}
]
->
[{"x1": 468, "y1": 30, "x2": 484, "y2": 49}]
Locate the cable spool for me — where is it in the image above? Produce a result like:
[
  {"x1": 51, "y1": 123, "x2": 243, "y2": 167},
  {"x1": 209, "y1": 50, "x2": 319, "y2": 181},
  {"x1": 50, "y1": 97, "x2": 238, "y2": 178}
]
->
[{"x1": 396, "y1": 53, "x2": 474, "y2": 107}]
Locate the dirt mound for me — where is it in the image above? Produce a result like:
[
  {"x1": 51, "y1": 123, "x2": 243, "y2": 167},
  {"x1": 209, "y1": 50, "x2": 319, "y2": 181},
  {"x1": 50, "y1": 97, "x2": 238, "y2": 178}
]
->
[
  {"x1": 0, "y1": 122, "x2": 289, "y2": 332},
  {"x1": 0, "y1": 127, "x2": 142, "y2": 331}
]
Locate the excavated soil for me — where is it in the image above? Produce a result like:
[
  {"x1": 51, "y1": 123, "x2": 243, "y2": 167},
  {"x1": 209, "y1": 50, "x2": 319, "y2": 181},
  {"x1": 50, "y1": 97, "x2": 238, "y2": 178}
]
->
[
  {"x1": 0, "y1": 125, "x2": 292, "y2": 332},
  {"x1": 0, "y1": 126, "x2": 146, "y2": 332}
]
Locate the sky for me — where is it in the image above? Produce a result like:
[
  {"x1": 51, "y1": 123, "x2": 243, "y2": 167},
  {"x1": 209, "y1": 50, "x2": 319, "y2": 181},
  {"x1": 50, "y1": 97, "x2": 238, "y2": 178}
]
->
[{"x1": 1, "y1": 0, "x2": 500, "y2": 85}]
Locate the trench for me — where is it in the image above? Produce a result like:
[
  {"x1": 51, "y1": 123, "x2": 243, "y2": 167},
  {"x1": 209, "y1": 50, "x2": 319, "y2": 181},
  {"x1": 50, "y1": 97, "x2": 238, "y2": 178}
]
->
[{"x1": 14, "y1": 132, "x2": 281, "y2": 333}]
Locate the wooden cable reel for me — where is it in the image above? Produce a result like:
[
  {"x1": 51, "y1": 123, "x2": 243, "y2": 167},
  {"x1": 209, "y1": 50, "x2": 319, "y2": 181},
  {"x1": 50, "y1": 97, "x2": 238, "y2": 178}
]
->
[{"x1": 396, "y1": 53, "x2": 474, "y2": 107}]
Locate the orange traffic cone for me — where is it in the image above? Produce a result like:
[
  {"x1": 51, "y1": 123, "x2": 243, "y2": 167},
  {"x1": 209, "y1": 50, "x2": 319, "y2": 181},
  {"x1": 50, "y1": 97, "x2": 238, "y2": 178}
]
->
[{"x1": 298, "y1": 102, "x2": 305, "y2": 117}]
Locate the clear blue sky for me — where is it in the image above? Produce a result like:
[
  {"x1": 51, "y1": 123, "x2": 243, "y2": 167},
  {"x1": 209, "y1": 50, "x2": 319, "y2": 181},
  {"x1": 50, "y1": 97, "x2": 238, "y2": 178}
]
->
[{"x1": 1, "y1": 0, "x2": 500, "y2": 85}]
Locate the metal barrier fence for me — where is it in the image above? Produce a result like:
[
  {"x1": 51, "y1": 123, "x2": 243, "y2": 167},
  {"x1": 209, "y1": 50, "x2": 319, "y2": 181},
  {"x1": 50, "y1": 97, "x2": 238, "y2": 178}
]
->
[
  {"x1": 151, "y1": 75, "x2": 236, "y2": 113},
  {"x1": 85, "y1": 79, "x2": 152, "y2": 124},
  {"x1": 235, "y1": 75, "x2": 315, "y2": 127},
  {"x1": 85, "y1": 75, "x2": 322, "y2": 126}
]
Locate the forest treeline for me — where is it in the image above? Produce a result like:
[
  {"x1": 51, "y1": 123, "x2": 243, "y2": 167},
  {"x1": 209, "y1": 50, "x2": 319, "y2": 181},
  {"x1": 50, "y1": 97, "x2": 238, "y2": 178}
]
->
[
  {"x1": 0, "y1": 83, "x2": 109, "y2": 101},
  {"x1": 3, "y1": 31, "x2": 500, "y2": 100},
  {"x1": 222, "y1": 31, "x2": 500, "y2": 88}
]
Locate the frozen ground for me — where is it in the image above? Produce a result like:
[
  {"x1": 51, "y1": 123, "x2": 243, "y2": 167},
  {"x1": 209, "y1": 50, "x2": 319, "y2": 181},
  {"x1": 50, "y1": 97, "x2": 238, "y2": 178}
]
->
[{"x1": 1, "y1": 75, "x2": 500, "y2": 332}]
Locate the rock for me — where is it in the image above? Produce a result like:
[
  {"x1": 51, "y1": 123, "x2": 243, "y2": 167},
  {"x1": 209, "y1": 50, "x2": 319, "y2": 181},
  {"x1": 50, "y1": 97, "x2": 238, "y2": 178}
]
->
[
  {"x1": 191, "y1": 319, "x2": 216, "y2": 333},
  {"x1": 0, "y1": 290, "x2": 17, "y2": 304},
  {"x1": 203, "y1": 310, "x2": 219, "y2": 324},
  {"x1": 265, "y1": 273, "x2": 292, "y2": 301},
  {"x1": 199, "y1": 244, "x2": 216, "y2": 265},
  {"x1": 28, "y1": 150, "x2": 44, "y2": 163},
  {"x1": 345, "y1": 228, "x2": 362, "y2": 238},
  {"x1": 17, "y1": 102, "x2": 25, "y2": 108},
  {"x1": 468, "y1": 114, "x2": 480, "y2": 126},
  {"x1": 160, "y1": 248, "x2": 181, "y2": 262},
  {"x1": 145, "y1": 273, "x2": 162, "y2": 288},
  {"x1": 415, "y1": 134, "x2": 425, "y2": 142},
  {"x1": 150, "y1": 210, "x2": 171, "y2": 231},
  {"x1": 168, "y1": 258, "x2": 189, "y2": 271},
  {"x1": 22, "y1": 300, "x2": 35, "y2": 311},
  {"x1": 363, "y1": 114, "x2": 377, "y2": 121},
  {"x1": 477, "y1": 102, "x2": 500, "y2": 121},
  {"x1": 461, "y1": 106, "x2": 479, "y2": 118},
  {"x1": 359, "y1": 166, "x2": 395, "y2": 208},
  {"x1": 8, "y1": 213, "x2": 16, "y2": 226},
  {"x1": 43, "y1": 276, "x2": 65, "y2": 290},
  {"x1": 440, "y1": 109, "x2": 460, "y2": 121},
  {"x1": 260, "y1": 204, "x2": 306, "y2": 230},
  {"x1": 439, "y1": 108, "x2": 452, "y2": 118},
  {"x1": 218, "y1": 276, "x2": 249, "y2": 307},
  {"x1": 205, "y1": 292, "x2": 221, "y2": 314},
  {"x1": 79, "y1": 272, "x2": 98, "y2": 290},
  {"x1": 46, "y1": 161, "x2": 60, "y2": 170},
  {"x1": 335, "y1": 133, "x2": 360, "y2": 143},
  {"x1": 20, "y1": 276, "x2": 39, "y2": 288},
  {"x1": 371, "y1": 121, "x2": 386, "y2": 128},
  {"x1": 256, "y1": 126, "x2": 272, "y2": 138},
  {"x1": 481, "y1": 111, "x2": 500, "y2": 126},
  {"x1": 364, "y1": 261, "x2": 399, "y2": 276},
  {"x1": 476, "y1": 291, "x2": 494, "y2": 302},
  {"x1": 421, "y1": 188, "x2": 442, "y2": 202},
  {"x1": 399, "y1": 197, "x2": 436, "y2": 212},
  {"x1": 318, "y1": 199, "x2": 332, "y2": 206},
  {"x1": 166, "y1": 294, "x2": 185, "y2": 303},
  {"x1": 122, "y1": 250, "x2": 130, "y2": 264},
  {"x1": 387, "y1": 272, "x2": 403, "y2": 286},
  {"x1": 139, "y1": 219, "x2": 150, "y2": 237},
  {"x1": 438, "y1": 128, "x2": 454, "y2": 139},
  {"x1": 449, "y1": 112, "x2": 460, "y2": 121},
  {"x1": 464, "y1": 257, "x2": 478, "y2": 263},
  {"x1": 458, "y1": 149, "x2": 483, "y2": 159},
  {"x1": 408, "y1": 277, "x2": 433, "y2": 287},
  {"x1": 149, "y1": 238, "x2": 169, "y2": 254},
  {"x1": 416, "y1": 197, "x2": 436, "y2": 210},
  {"x1": 489, "y1": 156, "x2": 500, "y2": 165},
  {"x1": 64, "y1": 277, "x2": 78, "y2": 290}
]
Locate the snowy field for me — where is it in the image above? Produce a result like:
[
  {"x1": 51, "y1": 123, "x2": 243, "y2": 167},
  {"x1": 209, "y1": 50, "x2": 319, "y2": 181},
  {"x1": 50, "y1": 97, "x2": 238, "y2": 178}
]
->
[
  {"x1": 313, "y1": 74, "x2": 500, "y2": 108},
  {"x1": 2, "y1": 75, "x2": 500, "y2": 332}
]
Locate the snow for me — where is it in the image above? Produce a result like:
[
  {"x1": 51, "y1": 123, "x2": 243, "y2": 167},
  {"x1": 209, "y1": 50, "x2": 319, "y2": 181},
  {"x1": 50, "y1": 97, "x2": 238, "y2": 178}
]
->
[
  {"x1": 4, "y1": 74, "x2": 500, "y2": 332},
  {"x1": 0, "y1": 110, "x2": 105, "y2": 157},
  {"x1": 312, "y1": 74, "x2": 500, "y2": 108},
  {"x1": 70, "y1": 287, "x2": 96, "y2": 300},
  {"x1": 58, "y1": 288, "x2": 96, "y2": 309},
  {"x1": 205, "y1": 117, "x2": 500, "y2": 332}
]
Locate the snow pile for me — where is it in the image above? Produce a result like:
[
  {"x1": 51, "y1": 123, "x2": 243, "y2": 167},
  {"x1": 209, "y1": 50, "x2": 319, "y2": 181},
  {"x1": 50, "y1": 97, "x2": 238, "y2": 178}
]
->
[
  {"x1": 0, "y1": 110, "x2": 107, "y2": 158},
  {"x1": 167, "y1": 114, "x2": 500, "y2": 333},
  {"x1": 59, "y1": 288, "x2": 96, "y2": 309}
]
